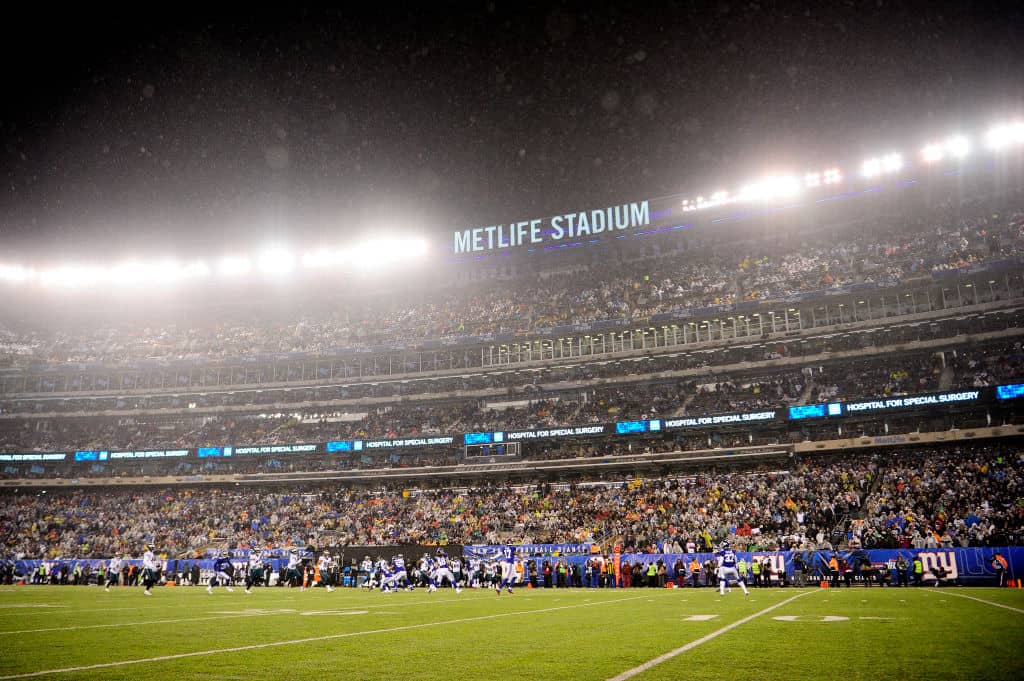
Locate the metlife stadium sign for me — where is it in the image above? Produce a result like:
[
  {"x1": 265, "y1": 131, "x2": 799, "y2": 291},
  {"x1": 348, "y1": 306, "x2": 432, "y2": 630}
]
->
[{"x1": 453, "y1": 200, "x2": 652, "y2": 254}]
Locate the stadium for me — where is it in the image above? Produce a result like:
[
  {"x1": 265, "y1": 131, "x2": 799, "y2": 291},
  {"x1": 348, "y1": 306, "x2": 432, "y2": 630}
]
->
[{"x1": 1, "y1": 5, "x2": 1023, "y2": 680}]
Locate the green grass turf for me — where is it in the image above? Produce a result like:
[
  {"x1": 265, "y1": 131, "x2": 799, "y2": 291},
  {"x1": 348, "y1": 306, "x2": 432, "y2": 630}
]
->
[{"x1": 0, "y1": 584, "x2": 1021, "y2": 680}]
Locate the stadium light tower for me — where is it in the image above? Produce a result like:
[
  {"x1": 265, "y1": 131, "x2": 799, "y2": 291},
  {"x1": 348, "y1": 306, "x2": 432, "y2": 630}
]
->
[
  {"x1": 985, "y1": 122, "x2": 1024, "y2": 150},
  {"x1": 218, "y1": 255, "x2": 252, "y2": 278},
  {"x1": 861, "y1": 153, "x2": 902, "y2": 178},
  {"x1": 922, "y1": 135, "x2": 970, "y2": 163}
]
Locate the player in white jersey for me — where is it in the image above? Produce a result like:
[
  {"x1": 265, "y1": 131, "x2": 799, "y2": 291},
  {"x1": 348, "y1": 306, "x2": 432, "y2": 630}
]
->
[
  {"x1": 286, "y1": 549, "x2": 303, "y2": 589},
  {"x1": 245, "y1": 549, "x2": 264, "y2": 594},
  {"x1": 716, "y1": 542, "x2": 749, "y2": 596},
  {"x1": 141, "y1": 545, "x2": 159, "y2": 596},
  {"x1": 359, "y1": 557, "x2": 373, "y2": 589},
  {"x1": 496, "y1": 542, "x2": 517, "y2": 596},
  {"x1": 317, "y1": 554, "x2": 335, "y2": 592},
  {"x1": 105, "y1": 555, "x2": 123, "y2": 592},
  {"x1": 468, "y1": 558, "x2": 482, "y2": 588},
  {"x1": 429, "y1": 549, "x2": 461, "y2": 593}
]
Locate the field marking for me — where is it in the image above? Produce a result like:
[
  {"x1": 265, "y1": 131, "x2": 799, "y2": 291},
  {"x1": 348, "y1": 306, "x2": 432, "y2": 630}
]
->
[
  {"x1": 0, "y1": 591, "x2": 501, "y2": 633},
  {"x1": 607, "y1": 590, "x2": 816, "y2": 681},
  {"x1": 0, "y1": 594, "x2": 648, "y2": 679},
  {"x1": 0, "y1": 591, "x2": 489, "y2": 621},
  {"x1": 682, "y1": 615, "x2": 717, "y2": 621},
  {"x1": 923, "y1": 589, "x2": 1024, "y2": 614},
  {"x1": 0, "y1": 611, "x2": 290, "y2": 636}
]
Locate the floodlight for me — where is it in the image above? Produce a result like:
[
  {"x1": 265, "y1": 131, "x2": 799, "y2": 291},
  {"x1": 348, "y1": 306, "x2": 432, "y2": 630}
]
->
[
  {"x1": 860, "y1": 158, "x2": 882, "y2": 178},
  {"x1": 823, "y1": 168, "x2": 842, "y2": 184},
  {"x1": 218, "y1": 256, "x2": 251, "y2": 277},
  {"x1": 921, "y1": 144, "x2": 944, "y2": 163},
  {"x1": 985, "y1": 122, "x2": 1024, "y2": 150},
  {"x1": 0, "y1": 265, "x2": 34, "y2": 283},
  {"x1": 945, "y1": 135, "x2": 969, "y2": 159}
]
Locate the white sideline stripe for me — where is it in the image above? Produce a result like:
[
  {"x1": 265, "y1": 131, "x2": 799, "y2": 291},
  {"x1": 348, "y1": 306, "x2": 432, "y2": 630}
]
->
[
  {"x1": 0, "y1": 594, "x2": 648, "y2": 679},
  {"x1": 607, "y1": 590, "x2": 816, "y2": 681},
  {"x1": 924, "y1": 589, "x2": 1024, "y2": 614}
]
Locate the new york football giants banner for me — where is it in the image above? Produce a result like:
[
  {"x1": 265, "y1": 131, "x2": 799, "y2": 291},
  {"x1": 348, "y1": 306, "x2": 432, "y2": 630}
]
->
[
  {"x1": 464, "y1": 543, "x2": 592, "y2": 560},
  {"x1": 615, "y1": 547, "x2": 1022, "y2": 585}
]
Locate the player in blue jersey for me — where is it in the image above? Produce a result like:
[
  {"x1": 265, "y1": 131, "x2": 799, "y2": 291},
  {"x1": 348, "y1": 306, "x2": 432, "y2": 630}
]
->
[
  {"x1": 429, "y1": 548, "x2": 462, "y2": 593},
  {"x1": 496, "y1": 542, "x2": 517, "y2": 596},
  {"x1": 208, "y1": 551, "x2": 236, "y2": 593},
  {"x1": 392, "y1": 554, "x2": 412, "y2": 591},
  {"x1": 716, "y1": 542, "x2": 748, "y2": 596}
]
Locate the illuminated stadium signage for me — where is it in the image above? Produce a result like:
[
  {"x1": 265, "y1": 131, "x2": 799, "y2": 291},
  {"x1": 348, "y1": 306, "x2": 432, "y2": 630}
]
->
[
  {"x1": 197, "y1": 447, "x2": 232, "y2": 458},
  {"x1": 664, "y1": 411, "x2": 777, "y2": 428},
  {"x1": 614, "y1": 419, "x2": 662, "y2": 434},
  {"x1": 506, "y1": 425, "x2": 607, "y2": 441},
  {"x1": 0, "y1": 453, "x2": 67, "y2": 462},
  {"x1": 788, "y1": 404, "x2": 828, "y2": 420},
  {"x1": 326, "y1": 440, "x2": 364, "y2": 453},
  {"x1": 364, "y1": 437, "x2": 455, "y2": 449},
  {"x1": 996, "y1": 383, "x2": 1024, "y2": 400},
  {"x1": 233, "y1": 444, "x2": 318, "y2": 455},
  {"x1": 110, "y1": 449, "x2": 189, "y2": 460},
  {"x1": 842, "y1": 390, "x2": 981, "y2": 413},
  {"x1": 74, "y1": 450, "x2": 107, "y2": 462},
  {"x1": 453, "y1": 200, "x2": 651, "y2": 254},
  {"x1": 463, "y1": 432, "x2": 498, "y2": 445}
]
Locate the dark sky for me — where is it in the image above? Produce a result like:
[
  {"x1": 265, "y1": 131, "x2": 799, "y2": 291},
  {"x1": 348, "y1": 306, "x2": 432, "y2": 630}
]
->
[{"x1": 1, "y1": 2, "x2": 1022, "y2": 260}]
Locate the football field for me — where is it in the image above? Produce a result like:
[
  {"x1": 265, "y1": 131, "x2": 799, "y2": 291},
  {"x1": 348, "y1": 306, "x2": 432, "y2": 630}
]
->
[{"x1": 0, "y1": 585, "x2": 1022, "y2": 680}]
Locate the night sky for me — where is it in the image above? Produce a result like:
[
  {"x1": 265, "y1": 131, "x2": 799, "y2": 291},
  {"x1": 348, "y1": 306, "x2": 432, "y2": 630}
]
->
[{"x1": 1, "y1": 2, "x2": 1021, "y2": 260}]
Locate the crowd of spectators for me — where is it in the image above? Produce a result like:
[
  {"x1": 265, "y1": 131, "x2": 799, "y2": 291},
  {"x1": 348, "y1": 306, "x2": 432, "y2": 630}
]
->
[
  {"x1": 5, "y1": 337, "x2": 1018, "y2": 458},
  {"x1": 2, "y1": 441, "x2": 1018, "y2": 561},
  {"x1": 853, "y1": 444, "x2": 1023, "y2": 549},
  {"x1": 1, "y1": 201, "x2": 1021, "y2": 369}
]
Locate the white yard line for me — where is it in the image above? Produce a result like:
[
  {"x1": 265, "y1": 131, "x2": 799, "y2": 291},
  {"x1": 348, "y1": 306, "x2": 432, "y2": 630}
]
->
[
  {"x1": 0, "y1": 591, "x2": 502, "y2": 635},
  {"x1": 606, "y1": 590, "x2": 817, "y2": 681},
  {"x1": 923, "y1": 589, "x2": 1024, "y2": 614},
  {"x1": 0, "y1": 594, "x2": 649, "y2": 679}
]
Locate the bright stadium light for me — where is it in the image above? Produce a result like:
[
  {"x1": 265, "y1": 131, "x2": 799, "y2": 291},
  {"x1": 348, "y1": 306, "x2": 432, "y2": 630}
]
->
[
  {"x1": 823, "y1": 168, "x2": 842, "y2": 184},
  {"x1": 348, "y1": 237, "x2": 429, "y2": 269},
  {"x1": 921, "y1": 144, "x2": 944, "y2": 163},
  {"x1": 985, "y1": 122, "x2": 1024, "y2": 150},
  {"x1": 218, "y1": 255, "x2": 251, "y2": 278},
  {"x1": 39, "y1": 265, "x2": 105, "y2": 289},
  {"x1": 804, "y1": 172, "x2": 821, "y2": 188},
  {"x1": 739, "y1": 175, "x2": 800, "y2": 202},
  {"x1": 303, "y1": 249, "x2": 345, "y2": 268},
  {"x1": 861, "y1": 158, "x2": 882, "y2": 178},
  {"x1": 256, "y1": 247, "x2": 295, "y2": 275},
  {"x1": 922, "y1": 135, "x2": 970, "y2": 163},
  {"x1": 946, "y1": 135, "x2": 969, "y2": 158},
  {"x1": 861, "y1": 154, "x2": 901, "y2": 178},
  {"x1": 0, "y1": 265, "x2": 34, "y2": 283},
  {"x1": 882, "y1": 153, "x2": 902, "y2": 173}
]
